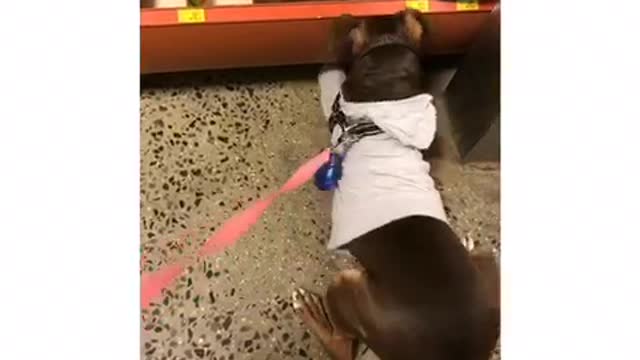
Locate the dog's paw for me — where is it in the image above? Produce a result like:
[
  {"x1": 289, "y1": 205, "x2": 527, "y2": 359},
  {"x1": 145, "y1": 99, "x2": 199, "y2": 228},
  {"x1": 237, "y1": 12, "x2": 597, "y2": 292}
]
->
[
  {"x1": 463, "y1": 235, "x2": 500, "y2": 260},
  {"x1": 491, "y1": 246, "x2": 500, "y2": 261}
]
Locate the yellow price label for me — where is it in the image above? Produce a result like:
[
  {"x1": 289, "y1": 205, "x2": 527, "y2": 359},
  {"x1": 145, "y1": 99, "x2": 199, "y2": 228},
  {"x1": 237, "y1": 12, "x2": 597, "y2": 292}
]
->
[
  {"x1": 456, "y1": 0, "x2": 479, "y2": 11},
  {"x1": 177, "y1": 8, "x2": 206, "y2": 24},
  {"x1": 406, "y1": 0, "x2": 430, "y2": 12}
]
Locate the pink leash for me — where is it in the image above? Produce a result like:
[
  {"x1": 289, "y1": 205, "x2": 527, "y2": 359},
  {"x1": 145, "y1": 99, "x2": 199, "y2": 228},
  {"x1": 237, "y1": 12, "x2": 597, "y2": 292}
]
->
[{"x1": 141, "y1": 149, "x2": 331, "y2": 309}]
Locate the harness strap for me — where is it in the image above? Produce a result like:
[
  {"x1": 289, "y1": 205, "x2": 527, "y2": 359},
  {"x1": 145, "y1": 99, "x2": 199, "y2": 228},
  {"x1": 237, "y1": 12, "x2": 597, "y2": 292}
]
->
[{"x1": 328, "y1": 93, "x2": 384, "y2": 153}]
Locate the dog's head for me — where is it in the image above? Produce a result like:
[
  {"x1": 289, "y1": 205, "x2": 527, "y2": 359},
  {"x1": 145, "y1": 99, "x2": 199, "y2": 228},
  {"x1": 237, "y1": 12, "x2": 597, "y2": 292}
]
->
[
  {"x1": 330, "y1": 10, "x2": 428, "y2": 101},
  {"x1": 330, "y1": 10, "x2": 427, "y2": 70}
]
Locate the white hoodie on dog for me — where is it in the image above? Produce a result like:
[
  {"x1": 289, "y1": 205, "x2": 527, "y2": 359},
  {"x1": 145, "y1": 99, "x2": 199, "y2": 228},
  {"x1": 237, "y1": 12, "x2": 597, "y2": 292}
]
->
[{"x1": 318, "y1": 68, "x2": 448, "y2": 250}]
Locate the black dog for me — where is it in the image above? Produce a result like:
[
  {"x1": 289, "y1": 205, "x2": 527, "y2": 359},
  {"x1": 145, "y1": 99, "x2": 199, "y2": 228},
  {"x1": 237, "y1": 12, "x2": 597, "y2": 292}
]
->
[{"x1": 292, "y1": 10, "x2": 500, "y2": 360}]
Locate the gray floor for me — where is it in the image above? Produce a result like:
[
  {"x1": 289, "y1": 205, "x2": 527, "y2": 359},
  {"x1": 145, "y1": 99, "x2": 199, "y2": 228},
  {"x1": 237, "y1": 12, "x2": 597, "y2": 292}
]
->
[{"x1": 140, "y1": 66, "x2": 500, "y2": 360}]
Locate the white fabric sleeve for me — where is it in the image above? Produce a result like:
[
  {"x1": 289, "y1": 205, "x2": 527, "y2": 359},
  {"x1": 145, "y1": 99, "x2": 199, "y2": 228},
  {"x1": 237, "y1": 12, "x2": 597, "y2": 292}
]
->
[{"x1": 318, "y1": 67, "x2": 346, "y2": 120}]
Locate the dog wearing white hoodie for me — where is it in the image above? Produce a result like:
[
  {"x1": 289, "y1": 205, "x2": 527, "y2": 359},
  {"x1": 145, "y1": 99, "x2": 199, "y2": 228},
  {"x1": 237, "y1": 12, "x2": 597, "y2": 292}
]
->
[{"x1": 292, "y1": 11, "x2": 500, "y2": 360}]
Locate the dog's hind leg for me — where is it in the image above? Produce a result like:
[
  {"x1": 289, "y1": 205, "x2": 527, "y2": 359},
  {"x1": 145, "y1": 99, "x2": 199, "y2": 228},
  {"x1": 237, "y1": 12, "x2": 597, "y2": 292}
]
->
[
  {"x1": 463, "y1": 237, "x2": 500, "y2": 311},
  {"x1": 293, "y1": 269, "x2": 375, "y2": 360},
  {"x1": 468, "y1": 247, "x2": 501, "y2": 354}
]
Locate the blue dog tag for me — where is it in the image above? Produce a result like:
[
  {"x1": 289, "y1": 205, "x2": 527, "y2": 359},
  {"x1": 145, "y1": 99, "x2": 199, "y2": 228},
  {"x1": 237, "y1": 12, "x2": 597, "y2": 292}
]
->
[{"x1": 314, "y1": 152, "x2": 343, "y2": 191}]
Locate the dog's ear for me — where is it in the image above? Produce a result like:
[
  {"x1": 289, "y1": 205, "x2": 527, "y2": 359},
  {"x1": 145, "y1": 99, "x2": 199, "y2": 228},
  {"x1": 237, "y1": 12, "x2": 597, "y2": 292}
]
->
[
  {"x1": 402, "y1": 9, "x2": 426, "y2": 48},
  {"x1": 349, "y1": 22, "x2": 367, "y2": 55},
  {"x1": 330, "y1": 15, "x2": 365, "y2": 68}
]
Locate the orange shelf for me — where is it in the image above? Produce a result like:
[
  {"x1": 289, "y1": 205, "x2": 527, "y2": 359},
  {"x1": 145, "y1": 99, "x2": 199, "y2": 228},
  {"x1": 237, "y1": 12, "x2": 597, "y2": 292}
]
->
[{"x1": 141, "y1": 0, "x2": 498, "y2": 74}]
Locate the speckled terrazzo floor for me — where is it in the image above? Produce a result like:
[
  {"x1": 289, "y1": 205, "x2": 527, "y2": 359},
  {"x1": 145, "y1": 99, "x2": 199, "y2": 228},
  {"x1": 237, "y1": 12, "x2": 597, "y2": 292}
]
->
[{"x1": 140, "y1": 66, "x2": 500, "y2": 360}]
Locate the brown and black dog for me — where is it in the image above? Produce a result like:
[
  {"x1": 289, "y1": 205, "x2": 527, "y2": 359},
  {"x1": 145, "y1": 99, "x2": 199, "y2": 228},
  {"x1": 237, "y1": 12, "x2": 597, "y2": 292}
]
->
[{"x1": 292, "y1": 10, "x2": 500, "y2": 360}]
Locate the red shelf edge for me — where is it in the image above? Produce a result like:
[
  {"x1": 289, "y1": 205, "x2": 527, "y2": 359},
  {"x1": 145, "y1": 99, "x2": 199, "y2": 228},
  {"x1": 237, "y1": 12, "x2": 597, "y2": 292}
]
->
[{"x1": 141, "y1": 0, "x2": 497, "y2": 27}]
